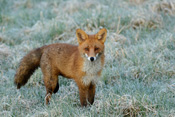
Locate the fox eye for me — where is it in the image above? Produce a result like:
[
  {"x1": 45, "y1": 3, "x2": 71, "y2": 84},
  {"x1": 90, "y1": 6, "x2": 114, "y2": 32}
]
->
[
  {"x1": 85, "y1": 47, "x2": 89, "y2": 51},
  {"x1": 95, "y1": 47, "x2": 99, "y2": 51}
]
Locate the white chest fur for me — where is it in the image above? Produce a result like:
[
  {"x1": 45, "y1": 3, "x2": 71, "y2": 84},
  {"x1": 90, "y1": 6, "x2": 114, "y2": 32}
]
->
[{"x1": 82, "y1": 58, "x2": 102, "y2": 85}]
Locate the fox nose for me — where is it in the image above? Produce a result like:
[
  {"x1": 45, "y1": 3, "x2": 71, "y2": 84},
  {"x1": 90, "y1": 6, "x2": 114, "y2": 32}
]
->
[{"x1": 90, "y1": 57, "x2": 94, "y2": 61}]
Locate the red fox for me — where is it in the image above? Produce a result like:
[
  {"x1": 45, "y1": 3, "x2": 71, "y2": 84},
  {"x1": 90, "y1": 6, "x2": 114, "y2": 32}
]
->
[{"x1": 14, "y1": 28, "x2": 107, "y2": 106}]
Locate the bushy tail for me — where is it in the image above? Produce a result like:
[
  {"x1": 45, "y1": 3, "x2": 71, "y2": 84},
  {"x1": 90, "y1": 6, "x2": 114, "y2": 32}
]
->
[{"x1": 14, "y1": 47, "x2": 44, "y2": 89}]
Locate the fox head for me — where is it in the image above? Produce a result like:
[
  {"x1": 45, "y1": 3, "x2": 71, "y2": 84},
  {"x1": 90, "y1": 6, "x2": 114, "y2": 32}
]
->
[{"x1": 76, "y1": 28, "x2": 107, "y2": 62}]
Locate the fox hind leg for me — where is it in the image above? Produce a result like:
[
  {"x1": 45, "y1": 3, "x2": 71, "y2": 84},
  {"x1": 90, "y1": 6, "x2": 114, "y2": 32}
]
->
[
  {"x1": 53, "y1": 82, "x2": 59, "y2": 93},
  {"x1": 40, "y1": 59, "x2": 59, "y2": 104},
  {"x1": 44, "y1": 74, "x2": 59, "y2": 104}
]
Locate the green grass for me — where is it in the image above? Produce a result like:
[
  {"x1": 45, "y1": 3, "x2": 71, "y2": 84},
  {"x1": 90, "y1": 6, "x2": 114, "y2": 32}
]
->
[{"x1": 0, "y1": 0, "x2": 175, "y2": 116}]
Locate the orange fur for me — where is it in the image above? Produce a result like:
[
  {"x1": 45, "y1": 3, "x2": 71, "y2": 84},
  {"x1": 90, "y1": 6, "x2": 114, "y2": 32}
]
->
[{"x1": 14, "y1": 28, "x2": 107, "y2": 106}]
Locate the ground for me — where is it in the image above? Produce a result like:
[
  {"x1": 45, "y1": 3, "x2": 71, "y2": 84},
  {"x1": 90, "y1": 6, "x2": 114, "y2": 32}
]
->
[{"x1": 0, "y1": 0, "x2": 175, "y2": 116}]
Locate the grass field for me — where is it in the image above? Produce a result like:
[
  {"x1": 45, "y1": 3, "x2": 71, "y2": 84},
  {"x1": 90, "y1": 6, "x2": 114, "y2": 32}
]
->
[{"x1": 0, "y1": 0, "x2": 175, "y2": 116}]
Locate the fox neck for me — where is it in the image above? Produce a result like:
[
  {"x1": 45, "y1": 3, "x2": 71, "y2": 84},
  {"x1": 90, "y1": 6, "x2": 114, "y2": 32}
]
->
[{"x1": 81, "y1": 54, "x2": 103, "y2": 85}]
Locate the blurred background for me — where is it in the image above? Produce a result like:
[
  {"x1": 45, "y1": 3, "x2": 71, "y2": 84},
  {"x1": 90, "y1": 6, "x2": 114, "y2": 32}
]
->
[{"x1": 0, "y1": 0, "x2": 175, "y2": 116}]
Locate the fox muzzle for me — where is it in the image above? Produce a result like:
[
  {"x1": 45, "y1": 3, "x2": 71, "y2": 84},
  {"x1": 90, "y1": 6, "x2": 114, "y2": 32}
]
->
[{"x1": 85, "y1": 54, "x2": 97, "y2": 62}]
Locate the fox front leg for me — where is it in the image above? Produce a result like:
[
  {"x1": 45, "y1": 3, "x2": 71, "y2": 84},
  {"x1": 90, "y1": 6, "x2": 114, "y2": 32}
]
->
[
  {"x1": 78, "y1": 87, "x2": 88, "y2": 106},
  {"x1": 88, "y1": 82, "x2": 96, "y2": 105},
  {"x1": 77, "y1": 82, "x2": 96, "y2": 106}
]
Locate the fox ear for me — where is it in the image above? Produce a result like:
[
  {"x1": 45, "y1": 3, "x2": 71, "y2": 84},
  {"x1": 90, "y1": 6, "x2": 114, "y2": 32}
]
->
[
  {"x1": 76, "y1": 29, "x2": 88, "y2": 44},
  {"x1": 96, "y1": 28, "x2": 107, "y2": 44}
]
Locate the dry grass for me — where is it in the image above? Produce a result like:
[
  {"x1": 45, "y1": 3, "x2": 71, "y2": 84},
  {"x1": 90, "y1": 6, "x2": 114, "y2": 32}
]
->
[
  {"x1": 0, "y1": 44, "x2": 11, "y2": 59},
  {"x1": 130, "y1": 9, "x2": 163, "y2": 29},
  {"x1": 129, "y1": 0, "x2": 147, "y2": 4},
  {"x1": 152, "y1": 0, "x2": 175, "y2": 15}
]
